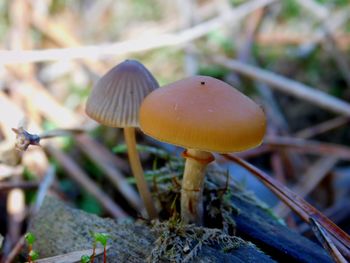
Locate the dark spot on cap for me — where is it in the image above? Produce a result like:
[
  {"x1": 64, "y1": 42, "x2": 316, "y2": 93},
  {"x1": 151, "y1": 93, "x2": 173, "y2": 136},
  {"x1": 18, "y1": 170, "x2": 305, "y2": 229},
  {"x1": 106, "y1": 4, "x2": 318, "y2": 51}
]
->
[{"x1": 200, "y1": 81, "x2": 205, "y2": 85}]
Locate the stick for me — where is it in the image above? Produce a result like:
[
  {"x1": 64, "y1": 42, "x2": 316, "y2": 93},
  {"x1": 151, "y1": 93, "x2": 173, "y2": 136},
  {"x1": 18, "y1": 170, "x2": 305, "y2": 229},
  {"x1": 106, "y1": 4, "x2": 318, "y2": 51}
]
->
[
  {"x1": 295, "y1": 116, "x2": 350, "y2": 139},
  {"x1": 221, "y1": 154, "x2": 350, "y2": 259},
  {"x1": 310, "y1": 217, "x2": 347, "y2": 263},
  {"x1": 264, "y1": 136, "x2": 350, "y2": 160},
  {"x1": 274, "y1": 157, "x2": 338, "y2": 217},
  {"x1": 0, "y1": 0, "x2": 276, "y2": 64},
  {"x1": 211, "y1": 56, "x2": 350, "y2": 116},
  {"x1": 45, "y1": 144, "x2": 127, "y2": 218},
  {"x1": 0, "y1": 181, "x2": 39, "y2": 191}
]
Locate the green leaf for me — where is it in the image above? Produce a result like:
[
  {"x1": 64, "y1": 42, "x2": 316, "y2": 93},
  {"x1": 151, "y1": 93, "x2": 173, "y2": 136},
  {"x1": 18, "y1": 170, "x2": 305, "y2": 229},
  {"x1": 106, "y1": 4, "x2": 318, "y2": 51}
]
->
[
  {"x1": 25, "y1": 232, "x2": 36, "y2": 245},
  {"x1": 93, "y1": 232, "x2": 110, "y2": 247},
  {"x1": 29, "y1": 250, "x2": 39, "y2": 260},
  {"x1": 80, "y1": 255, "x2": 91, "y2": 263}
]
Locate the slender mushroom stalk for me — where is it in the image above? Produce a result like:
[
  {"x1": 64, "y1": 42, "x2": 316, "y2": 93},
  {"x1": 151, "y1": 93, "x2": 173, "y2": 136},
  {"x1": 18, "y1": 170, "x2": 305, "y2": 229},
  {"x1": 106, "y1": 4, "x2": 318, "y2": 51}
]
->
[
  {"x1": 181, "y1": 149, "x2": 214, "y2": 224},
  {"x1": 140, "y1": 75, "x2": 266, "y2": 224},
  {"x1": 124, "y1": 127, "x2": 157, "y2": 219},
  {"x1": 85, "y1": 59, "x2": 159, "y2": 219}
]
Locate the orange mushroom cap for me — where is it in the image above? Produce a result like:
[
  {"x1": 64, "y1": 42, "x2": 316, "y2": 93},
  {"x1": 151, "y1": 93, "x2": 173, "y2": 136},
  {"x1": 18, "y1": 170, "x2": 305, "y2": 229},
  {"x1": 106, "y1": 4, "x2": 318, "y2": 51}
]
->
[
  {"x1": 139, "y1": 75, "x2": 266, "y2": 153},
  {"x1": 86, "y1": 59, "x2": 159, "y2": 128}
]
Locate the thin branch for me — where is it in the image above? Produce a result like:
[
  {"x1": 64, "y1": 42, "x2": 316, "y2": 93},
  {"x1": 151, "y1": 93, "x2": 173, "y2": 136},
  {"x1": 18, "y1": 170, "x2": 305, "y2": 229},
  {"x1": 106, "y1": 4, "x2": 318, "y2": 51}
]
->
[
  {"x1": 9, "y1": 73, "x2": 137, "y2": 211},
  {"x1": 295, "y1": 116, "x2": 350, "y2": 139},
  {"x1": 45, "y1": 144, "x2": 127, "y2": 218},
  {"x1": 75, "y1": 135, "x2": 142, "y2": 211},
  {"x1": 274, "y1": 157, "x2": 338, "y2": 217},
  {"x1": 0, "y1": 0, "x2": 276, "y2": 64},
  {"x1": 221, "y1": 154, "x2": 350, "y2": 259},
  {"x1": 310, "y1": 217, "x2": 348, "y2": 263},
  {"x1": 211, "y1": 56, "x2": 350, "y2": 116},
  {"x1": 3, "y1": 235, "x2": 26, "y2": 263},
  {"x1": 295, "y1": 0, "x2": 350, "y2": 88},
  {"x1": 3, "y1": 166, "x2": 56, "y2": 263},
  {"x1": 0, "y1": 181, "x2": 39, "y2": 191},
  {"x1": 264, "y1": 136, "x2": 350, "y2": 160}
]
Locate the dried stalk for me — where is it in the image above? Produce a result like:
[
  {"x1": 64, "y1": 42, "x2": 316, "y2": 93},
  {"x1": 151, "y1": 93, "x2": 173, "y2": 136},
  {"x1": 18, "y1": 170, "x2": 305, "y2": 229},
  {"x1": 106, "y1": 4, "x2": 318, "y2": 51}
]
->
[
  {"x1": 45, "y1": 144, "x2": 127, "y2": 218},
  {"x1": 221, "y1": 154, "x2": 350, "y2": 259},
  {"x1": 0, "y1": 0, "x2": 276, "y2": 64},
  {"x1": 211, "y1": 56, "x2": 350, "y2": 116}
]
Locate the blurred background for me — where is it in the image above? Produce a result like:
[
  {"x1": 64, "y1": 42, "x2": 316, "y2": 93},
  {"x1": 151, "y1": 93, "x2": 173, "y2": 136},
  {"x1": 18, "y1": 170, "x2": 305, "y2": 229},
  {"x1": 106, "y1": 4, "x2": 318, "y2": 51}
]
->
[{"x1": 0, "y1": 0, "x2": 350, "y2": 259}]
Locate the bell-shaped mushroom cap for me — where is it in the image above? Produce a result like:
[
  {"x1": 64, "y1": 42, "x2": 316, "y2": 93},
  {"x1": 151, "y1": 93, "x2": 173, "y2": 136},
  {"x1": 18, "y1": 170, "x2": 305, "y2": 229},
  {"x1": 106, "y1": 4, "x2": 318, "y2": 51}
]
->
[
  {"x1": 86, "y1": 59, "x2": 159, "y2": 128},
  {"x1": 140, "y1": 75, "x2": 266, "y2": 153}
]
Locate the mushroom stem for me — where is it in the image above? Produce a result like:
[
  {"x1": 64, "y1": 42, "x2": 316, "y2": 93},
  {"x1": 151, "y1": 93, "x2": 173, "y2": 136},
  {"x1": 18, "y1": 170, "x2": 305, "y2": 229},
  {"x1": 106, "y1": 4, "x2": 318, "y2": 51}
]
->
[
  {"x1": 181, "y1": 149, "x2": 214, "y2": 224},
  {"x1": 123, "y1": 127, "x2": 158, "y2": 219}
]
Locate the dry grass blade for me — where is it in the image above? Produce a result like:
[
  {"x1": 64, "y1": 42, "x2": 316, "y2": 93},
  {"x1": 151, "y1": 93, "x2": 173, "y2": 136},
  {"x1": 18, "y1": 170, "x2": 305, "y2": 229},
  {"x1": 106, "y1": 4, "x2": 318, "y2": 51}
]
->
[
  {"x1": 309, "y1": 217, "x2": 347, "y2": 263},
  {"x1": 0, "y1": 0, "x2": 276, "y2": 64},
  {"x1": 274, "y1": 157, "x2": 338, "y2": 217},
  {"x1": 39, "y1": 128, "x2": 86, "y2": 139},
  {"x1": 45, "y1": 144, "x2": 127, "y2": 218},
  {"x1": 211, "y1": 56, "x2": 350, "y2": 116},
  {"x1": 13, "y1": 75, "x2": 137, "y2": 210},
  {"x1": 0, "y1": 181, "x2": 39, "y2": 191},
  {"x1": 3, "y1": 166, "x2": 55, "y2": 263},
  {"x1": 294, "y1": 116, "x2": 350, "y2": 139},
  {"x1": 295, "y1": 0, "x2": 350, "y2": 88},
  {"x1": 30, "y1": 165, "x2": 55, "y2": 214},
  {"x1": 3, "y1": 235, "x2": 25, "y2": 263},
  {"x1": 264, "y1": 136, "x2": 350, "y2": 160},
  {"x1": 75, "y1": 135, "x2": 142, "y2": 211},
  {"x1": 221, "y1": 154, "x2": 350, "y2": 259}
]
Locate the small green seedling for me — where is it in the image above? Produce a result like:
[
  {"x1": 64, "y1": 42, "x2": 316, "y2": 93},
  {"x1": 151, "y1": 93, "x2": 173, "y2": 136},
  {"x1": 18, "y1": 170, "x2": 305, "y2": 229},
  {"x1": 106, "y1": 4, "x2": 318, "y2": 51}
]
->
[
  {"x1": 80, "y1": 255, "x2": 90, "y2": 263},
  {"x1": 28, "y1": 250, "x2": 39, "y2": 261},
  {"x1": 89, "y1": 232, "x2": 110, "y2": 263},
  {"x1": 93, "y1": 232, "x2": 110, "y2": 263},
  {"x1": 25, "y1": 232, "x2": 39, "y2": 263},
  {"x1": 25, "y1": 232, "x2": 35, "y2": 245}
]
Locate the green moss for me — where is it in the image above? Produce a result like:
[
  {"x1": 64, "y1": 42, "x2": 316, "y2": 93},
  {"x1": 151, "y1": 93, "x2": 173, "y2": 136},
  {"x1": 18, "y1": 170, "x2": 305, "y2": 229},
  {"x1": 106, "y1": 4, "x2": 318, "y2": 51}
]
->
[{"x1": 149, "y1": 221, "x2": 249, "y2": 262}]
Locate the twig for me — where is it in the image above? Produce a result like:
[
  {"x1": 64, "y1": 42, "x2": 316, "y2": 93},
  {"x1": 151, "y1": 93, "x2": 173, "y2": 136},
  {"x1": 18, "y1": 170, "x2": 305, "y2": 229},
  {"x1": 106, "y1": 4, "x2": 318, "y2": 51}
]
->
[
  {"x1": 30, "y1": 165, "x2": 55, "y2": 214},
  {"x1": 299, "y1": 200, "x2": 350, "y2": 235},
  {"x1": 295, "y1": 0, "x2": 350, "y2": 88},
  {"x1": 233, "y1": 136, "x2": 350, "y2": 161},
  {"x1": 3, "y1": 235, "x2": 25, "y2": 263},
  {"x1": 294, "y1": 0, "x2": 328, "y2": 20},
  {"x1": 309, "y1": 217, "x2": 347, "y2": 263},
  {"x1": 44, "y1": 144, "x2": 127, "y2": 218},
  {"x1": 75, "y1": 135, "x2": 142, "y2": 211},
  {"x1": 274, "y1": 157, "x2": 338, "y2": 217},
  {"x1": 0, "y1": 181, "x2": 39, "y2": 191},
  {"x1": 221, "y1": 154, "x2": 350, "y2": 259},
  {"x1": 176, "y1": 0, "x2": 199, "y2": 76},
  {"x1": 3, "y1": 166, "x2": 56, "y2": 263},
  {"x1": 236, "y1": 8, "x2": 295, "y2": 182},
  {"x1": 235, "y1": 145, "x2": 271, "y2": 159},
  {"x1": 264, "y1": 136, "x2": 350, "y2": 160},
  {"x1": 295, "y1": 116, "x2": 350, "y2": 139},
  {"x1": 0, "y1": 0, "x2": 276, "y2": 64},
  {"x1": 255, "y1": 32, "x2": 350, "y2": 49},
  {"x1": 39, "y1": 128, "x2": 86, "y2": 139},
  {"x1": 270, "y1": 151, "x2": 286, "y2": 183},
  {"x1": 210, "y1": 56, "x2": 350, "y2": 116},
  {"x1": 10, "y1": 72, "x2": 137, "y2": 211},
  {"x1": 11, "y1": 127, "x2": 86, "y2": 150}
]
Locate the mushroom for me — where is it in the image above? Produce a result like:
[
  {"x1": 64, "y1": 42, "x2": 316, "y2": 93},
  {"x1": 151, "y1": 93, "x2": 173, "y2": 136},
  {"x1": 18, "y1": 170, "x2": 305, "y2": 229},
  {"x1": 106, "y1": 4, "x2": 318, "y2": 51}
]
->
[
  {"x1": 139, "y1": 75, "x2": 266, "y2": 224},
  {"x1": 86, "y1": 59, "x2": 159, "y2": 219}
]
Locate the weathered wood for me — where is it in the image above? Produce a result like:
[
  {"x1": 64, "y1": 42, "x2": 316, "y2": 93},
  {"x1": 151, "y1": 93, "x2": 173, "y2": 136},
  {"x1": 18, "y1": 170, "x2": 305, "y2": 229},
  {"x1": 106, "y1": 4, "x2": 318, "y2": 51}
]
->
[
  {"x1": 28, "y1": 197, "x2": 274, "y2": 263},
  {"x1": 230, "y1": 192, "x2": 332, "y2": 262}
]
